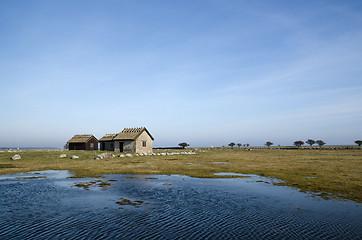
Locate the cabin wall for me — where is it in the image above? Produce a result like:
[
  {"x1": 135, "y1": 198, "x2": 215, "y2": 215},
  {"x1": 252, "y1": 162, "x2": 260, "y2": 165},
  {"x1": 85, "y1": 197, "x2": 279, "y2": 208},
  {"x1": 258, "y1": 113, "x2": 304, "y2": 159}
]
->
[
  {"x1": 69, "y1": 143, "x2": 85, "y2": 150},
  {"x1": 85, "y1": 137, "x2": 99, "y2": 150},
  {"x1": 123, "y1": 141, "x2": 136, "y2": 152},
  {"x1": 113, "y1": 140, "x2": 135, "y2": 152},
  {"x1": 135, "y1": 131, "x2": 153, "y2": 153},
  {"x1": 100, "y1": 142, "x2": 114, "y2": 151}
]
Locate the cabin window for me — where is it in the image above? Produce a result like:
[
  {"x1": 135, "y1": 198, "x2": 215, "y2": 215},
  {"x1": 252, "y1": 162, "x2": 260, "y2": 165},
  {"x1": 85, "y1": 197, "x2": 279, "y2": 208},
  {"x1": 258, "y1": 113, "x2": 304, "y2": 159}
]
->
[
  {"x1": 142, "y1": 141, "x2": 147, "y2": 147},
  {"x1": 90, "y1": 143, "x2": 94, "y2": 148}
]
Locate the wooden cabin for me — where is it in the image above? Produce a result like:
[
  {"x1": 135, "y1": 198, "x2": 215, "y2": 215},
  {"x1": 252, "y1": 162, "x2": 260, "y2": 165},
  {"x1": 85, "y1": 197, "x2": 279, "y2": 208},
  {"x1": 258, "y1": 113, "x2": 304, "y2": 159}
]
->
[
  {"x1": 99, "y1": 127, "x2": 154, "y2": 153},
  {"x1": 67, "y1": 134, "x2": 99, "y2": 150}
]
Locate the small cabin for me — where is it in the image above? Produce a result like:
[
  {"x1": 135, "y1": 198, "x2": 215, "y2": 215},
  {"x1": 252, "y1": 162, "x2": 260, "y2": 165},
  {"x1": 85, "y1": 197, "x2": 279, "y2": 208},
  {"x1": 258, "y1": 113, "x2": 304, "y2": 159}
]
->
[
  {"x1": 99, "y1": 127, "x2": 154, "y2": 153},
  {"x1": 67, "y1": 134, "x2": 99, "y2": 151}
]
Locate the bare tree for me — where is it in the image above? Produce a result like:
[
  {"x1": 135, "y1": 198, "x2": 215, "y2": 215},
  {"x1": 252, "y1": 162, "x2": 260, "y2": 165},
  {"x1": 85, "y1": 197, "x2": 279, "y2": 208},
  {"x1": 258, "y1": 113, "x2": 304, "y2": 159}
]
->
[
  {"x1": 305, "y1": 139, "x2": 315, "y2": 146},
  {"x1": 178, "y1": 142, "x2": 189, "y2": 149},
  {"x1": 265, "y1": 141, "x2": 273, "y2": 148},
  {"x1": 294, "y1": 141, "x2": 304, "y2": 148},
  {"x1": 355, "y1": 140, "x2": 362, "y2": 147},
  {"x1": 316, "y1": 140, "x2": 325, "y2": 148}
]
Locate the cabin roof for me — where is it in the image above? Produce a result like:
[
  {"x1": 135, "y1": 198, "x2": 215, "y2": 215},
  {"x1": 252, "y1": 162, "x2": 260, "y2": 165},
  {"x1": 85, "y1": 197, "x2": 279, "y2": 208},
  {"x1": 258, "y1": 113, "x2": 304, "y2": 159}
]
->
[
  {"x1": 99, "y1": 134, "x2": 117, "y2": 142},
  {"x1": 113, "y1": 127, "x2": 154, "y2": 141},
  {"x1": 67, "y1": 134, "x2": 98, "y2": 143}
]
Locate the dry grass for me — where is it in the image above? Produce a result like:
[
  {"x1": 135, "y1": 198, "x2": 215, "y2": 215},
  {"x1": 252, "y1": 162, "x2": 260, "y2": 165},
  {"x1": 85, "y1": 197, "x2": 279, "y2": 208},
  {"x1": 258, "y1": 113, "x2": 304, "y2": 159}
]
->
[{"x1": 0, "y1": 148, "x2": 361, "y2": 202}]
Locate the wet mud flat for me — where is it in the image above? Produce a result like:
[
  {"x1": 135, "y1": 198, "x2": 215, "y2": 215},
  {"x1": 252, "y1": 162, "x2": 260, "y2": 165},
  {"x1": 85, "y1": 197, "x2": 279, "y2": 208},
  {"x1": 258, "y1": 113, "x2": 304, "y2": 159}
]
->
[{"x1": 0, "y1": 170, "x2": 361, "y2": 239}]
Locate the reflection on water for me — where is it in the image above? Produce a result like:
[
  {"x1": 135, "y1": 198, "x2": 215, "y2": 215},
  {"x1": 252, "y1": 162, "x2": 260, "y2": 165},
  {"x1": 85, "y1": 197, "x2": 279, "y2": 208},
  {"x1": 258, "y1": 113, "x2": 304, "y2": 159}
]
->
[{"x1": 0, "y1": 170, "x2": 361, "y2": 239}]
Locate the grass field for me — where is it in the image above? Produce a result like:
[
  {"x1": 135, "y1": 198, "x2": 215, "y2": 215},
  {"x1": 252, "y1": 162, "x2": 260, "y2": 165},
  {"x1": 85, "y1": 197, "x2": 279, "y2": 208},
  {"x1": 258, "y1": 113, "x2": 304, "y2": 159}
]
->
[{"x1": 0, "y1": 148, "x2": 361, "y2": 202}]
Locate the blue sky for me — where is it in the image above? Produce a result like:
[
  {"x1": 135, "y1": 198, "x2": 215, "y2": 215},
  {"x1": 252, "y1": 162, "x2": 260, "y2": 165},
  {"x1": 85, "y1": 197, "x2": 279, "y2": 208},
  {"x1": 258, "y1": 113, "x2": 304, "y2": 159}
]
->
[{"x1": 1, "y1": 0, "x2": 361, "y2": 148}]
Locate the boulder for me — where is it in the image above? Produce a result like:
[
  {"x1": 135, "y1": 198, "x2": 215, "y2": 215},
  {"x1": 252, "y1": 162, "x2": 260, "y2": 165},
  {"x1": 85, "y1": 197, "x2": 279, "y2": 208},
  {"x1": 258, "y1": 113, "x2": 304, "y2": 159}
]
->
[
  {"x1": 11, "y1": 154, "x2": 21, "y2": 160},
  {"x1": 95, "y1": 155, "x2": 103, "y2": 160},
  {"x1": 119, "y1": 154, "x2": 125, "y2": 158},
  {"x1": 125, "y1": 154, "x2": 133, "y2": 157},
  {"x1": 59, "y1": 154, "x2": 67, "y2": 158},
  {"x1": 71, "y1": 155, "x2": 79, "y2": 159},
  {"x1": 100, "y1": 153, "x2": 115, "y2": 159}
]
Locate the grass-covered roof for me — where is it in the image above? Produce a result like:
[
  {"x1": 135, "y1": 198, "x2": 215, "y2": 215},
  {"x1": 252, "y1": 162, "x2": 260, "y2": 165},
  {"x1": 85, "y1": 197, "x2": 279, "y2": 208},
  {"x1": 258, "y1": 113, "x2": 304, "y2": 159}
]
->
[
  {"x1": 99, "y1": 134, "x2": 117, "y2": 142},
  {"x1": 67, "y1": 135, "x2": 98, "y2": 143},
  {"x1": 114, "y1": 127, "x2": 154, "y2": 141}
]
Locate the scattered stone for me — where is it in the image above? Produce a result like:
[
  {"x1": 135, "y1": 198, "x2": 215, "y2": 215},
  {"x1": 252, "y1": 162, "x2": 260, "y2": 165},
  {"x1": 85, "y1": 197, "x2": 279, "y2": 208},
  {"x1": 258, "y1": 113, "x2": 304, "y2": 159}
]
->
[
  {"x1": 95, "y1": 155, "x2": 103, "y2": 160},
  {"x1": 119, "y1": 154, "x2": 125, "y2": 158},
  {"x1": 11, "y1": 154, "x2": 21, "y2": 160},
  {"x1": 71, "y1": 155, "x2": 79, "y2": 159},
  {"x1": 59, "y1": 154, "x2": 67, "y2": 158},
  {"x1": 125, "y1": 154, "x2": 133, "y2": 157}
]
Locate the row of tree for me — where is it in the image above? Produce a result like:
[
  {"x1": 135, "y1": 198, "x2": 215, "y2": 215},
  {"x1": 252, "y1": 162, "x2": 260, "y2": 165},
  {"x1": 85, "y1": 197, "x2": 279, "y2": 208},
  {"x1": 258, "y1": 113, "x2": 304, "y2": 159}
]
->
[
  {"x1": 179, "y1": 140, "x2": 362, "y2": 149},
  {"x1": 264, "y1": 140, "x2": 326, "y2": 148},
  {"x1": 265, "y1": 139, "x2": 326, "y2": 147},
  {"x1": 265, "y1": 139, "x2": 362, "y2": 148},
  {"x1": 227, "y1": 143, "x2": 250, "y2": 148}
]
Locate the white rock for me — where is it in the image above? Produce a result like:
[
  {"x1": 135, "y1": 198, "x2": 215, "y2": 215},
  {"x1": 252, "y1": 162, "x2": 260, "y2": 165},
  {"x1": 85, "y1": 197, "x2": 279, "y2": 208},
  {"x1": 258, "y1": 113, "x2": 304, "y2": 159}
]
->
[
  {"x1": 59, "y1": 154, "x2": 67, "y2": 158},
  {"x1": 11, "y1": 154, "x2": 21, "y2": 160},
  {"x1": 119, "y1": 154, "x2": 125, "y2": 158},
  {"x1": 71, "y1": 155, "x2": 79, "y2": 159},
  {"x1": 126, "y1": 154, "x2": 133, "y2": 157}
]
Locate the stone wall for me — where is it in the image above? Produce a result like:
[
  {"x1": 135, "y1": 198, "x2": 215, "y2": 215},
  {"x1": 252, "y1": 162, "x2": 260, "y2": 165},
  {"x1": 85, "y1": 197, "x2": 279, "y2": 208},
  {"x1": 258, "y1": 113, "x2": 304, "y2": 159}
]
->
[
  {"x1": 123, "y1": 141, "x2": 136, "y2": 152},
  {"x1": 135, "y1": 131, "x2": 153, "y2": 153}
]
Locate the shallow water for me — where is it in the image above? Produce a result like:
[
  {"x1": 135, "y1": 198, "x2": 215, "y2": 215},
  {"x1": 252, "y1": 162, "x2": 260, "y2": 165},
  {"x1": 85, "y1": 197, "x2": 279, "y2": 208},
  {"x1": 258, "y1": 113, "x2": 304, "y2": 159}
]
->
[{"x1": 0, "y1": 170, "x2": 361, "y2": 239}]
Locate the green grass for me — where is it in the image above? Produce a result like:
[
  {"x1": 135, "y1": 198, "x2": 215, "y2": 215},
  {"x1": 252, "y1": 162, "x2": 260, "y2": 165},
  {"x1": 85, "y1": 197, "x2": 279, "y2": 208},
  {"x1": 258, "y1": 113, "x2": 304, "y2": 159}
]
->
[{"x1": 0, "y1": 148, "x2": 361, "y2": 202}]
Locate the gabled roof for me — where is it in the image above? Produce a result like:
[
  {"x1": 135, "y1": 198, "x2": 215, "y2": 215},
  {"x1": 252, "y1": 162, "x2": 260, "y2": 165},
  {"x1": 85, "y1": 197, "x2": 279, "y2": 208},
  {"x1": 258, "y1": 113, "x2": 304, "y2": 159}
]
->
[
  {"x1": 99, "y1": 134, "x2": 117, "y2": 142},
  {"x1": 113, "y1": 127, "x2": 154, "y2": 141},
  {"x1": 67, "y1": 134, "x2": 98, "y2": 143}
]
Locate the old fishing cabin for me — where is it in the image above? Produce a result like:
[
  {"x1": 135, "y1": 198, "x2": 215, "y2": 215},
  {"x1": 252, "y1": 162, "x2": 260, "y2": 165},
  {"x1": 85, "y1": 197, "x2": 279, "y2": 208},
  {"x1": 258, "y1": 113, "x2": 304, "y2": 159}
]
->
[
  {"x1": 99, "y1": 127, "x2": 154, "y2": 153},
  {"x1": 67, "y1": 134, "x2": 99, "y2": 150}
]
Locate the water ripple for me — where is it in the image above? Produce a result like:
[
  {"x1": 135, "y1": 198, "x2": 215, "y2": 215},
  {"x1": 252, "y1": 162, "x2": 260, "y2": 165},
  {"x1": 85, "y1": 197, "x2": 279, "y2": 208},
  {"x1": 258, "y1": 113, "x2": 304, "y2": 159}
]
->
[{"x1": 0, "y1": 172, "x2": 361, "y2": 239}]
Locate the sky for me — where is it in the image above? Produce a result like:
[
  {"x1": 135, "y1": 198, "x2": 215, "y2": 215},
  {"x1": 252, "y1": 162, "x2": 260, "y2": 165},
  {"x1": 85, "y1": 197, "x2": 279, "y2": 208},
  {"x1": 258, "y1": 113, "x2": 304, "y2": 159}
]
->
[{"x1": 0, "y1": 0, "x2": 362, "y2": 148}]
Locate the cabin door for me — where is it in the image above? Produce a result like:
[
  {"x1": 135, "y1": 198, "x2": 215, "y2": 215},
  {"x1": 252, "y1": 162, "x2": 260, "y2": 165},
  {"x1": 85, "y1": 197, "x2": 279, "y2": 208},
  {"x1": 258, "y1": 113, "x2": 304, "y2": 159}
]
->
[{"x1": 119, "y1": 142, "x2": 124, "y2": 152}]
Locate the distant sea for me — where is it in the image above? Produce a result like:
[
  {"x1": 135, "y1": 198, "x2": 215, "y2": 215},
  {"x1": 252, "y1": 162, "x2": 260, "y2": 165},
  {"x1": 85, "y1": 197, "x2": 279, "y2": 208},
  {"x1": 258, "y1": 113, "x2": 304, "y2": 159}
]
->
[{"x1": 0, "y1": 147, "x2": 60, "y2": 150}]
